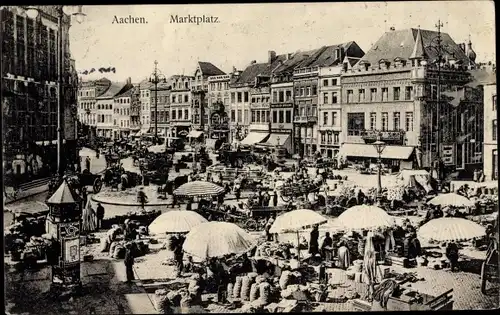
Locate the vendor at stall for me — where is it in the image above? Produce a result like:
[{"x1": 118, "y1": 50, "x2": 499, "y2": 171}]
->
[{"x1": 445, "y1": 241, "x2": 460, "y2": 272}]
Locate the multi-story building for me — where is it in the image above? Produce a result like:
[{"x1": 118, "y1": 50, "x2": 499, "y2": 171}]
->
[
  {"x1": 191, "y1": 62, "x2": 225, "y2": 136},
  {"x1": 95, "y1": 81, "x2": 132, "y2": 139},
  {"x1": 139, "y1": 79, "x2": 153, "y2": 135},
  {"x1": 169, "y1": 75, "x2": 193, "y2": 137},
  {"x1": 78, "y1": 78, "x2": 111, "y2": 128},
  {"x1": 150, "y1": 83, "x2": 171, "y2": 137},
  {"x1": 340, "y1": 28, "x2": 478, "y2": 173},
  {"x1": 2, "y1": 6, "x2": 79, "y2": 179},
  {"x1": 113, "y1": 78, "x2": 134, "y2": 139},
  {"x1": 130, "y1": 85, "x2": 141, "y2": 133},
  {"x1": 479, "y1": 67, "x2": 497, "y2": 181},
  {"x1": 207, "y1": 73, "x2": 233, "y2": 145},
  {"x1": 317, "y1": 55, "x2": 361, "y2": 158}
]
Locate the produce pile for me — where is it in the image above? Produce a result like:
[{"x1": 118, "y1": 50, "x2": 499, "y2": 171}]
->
[{"x1": 254, "y1": 242, "x2": 294, "y2": 260}]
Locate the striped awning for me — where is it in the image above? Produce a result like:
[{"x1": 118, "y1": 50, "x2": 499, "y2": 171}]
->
[
  {"x1": 240, "y1": 132, "x2": 268, "y2": 145},
  {"x1": 340, "y1": 143, "x2": 415, "y2": 160},
  {"x1": 173, "y1": 181, "x2": 225, "y2": 198}
]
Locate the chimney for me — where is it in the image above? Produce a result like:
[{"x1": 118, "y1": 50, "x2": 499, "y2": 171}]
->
[
  {"x1": 287, "y1": 53, "x2": 293, "y2": 60},
  {"x1": 334, "y1": 48, "x2": 340, "y2": 60},
  {"x1": 126, "y1": 77, "x2": 131, "y2": 85},
  {"x1": 340, "y1": 47, "x2": 345, "y2": 61},
  {"x1": 268, "y1": 50, "x2": 277, "y2": 64},
  {"x1": 390, "y1": 26, "x2": 395, "y2": 31}
]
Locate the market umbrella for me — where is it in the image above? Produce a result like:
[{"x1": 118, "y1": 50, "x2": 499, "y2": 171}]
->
[
  {"x1": 147, "y1": 144, "x2": 166, "y2": 153},
  {"x1": 149, "y1": 210, "x2": 208, "y2": 235},
  {"x1": 337, "y1": 205, "x2": 395, "y2": 231},
  {"x1": 427, "y1": 193, "x2": 474, "y2": 208},
  {"x1": 269, "y1": 209, "x2": 328, "y2": 261},
  {"x1": 173, "y1": 181, "x2": 225, "y2": 198},
  {"x1": 183, "y1": 222, "x2": 257, "y2": 261},
  {"x1": 417, "y1": 217, "x2": 486, "y2": 242}
]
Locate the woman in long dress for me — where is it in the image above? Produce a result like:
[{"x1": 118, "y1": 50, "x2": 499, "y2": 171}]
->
[
  {"x1": 82, "y1": 199, "x2": 97, "y2": 233},
  {"x1": 337, "y1": 239, "x2": 351, "y2": 269},
  {"x1": 363, "y1": 231, "x2": 382, "y2": 299}
]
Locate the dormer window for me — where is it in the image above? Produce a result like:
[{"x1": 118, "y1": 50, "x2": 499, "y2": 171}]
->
[
  {"x1": 379, "y1": 59, "x2": 390, "y2": 69},
  {"x1": 394, "y1": 57, "x2": 406, "y2": 67},
  {"x1": 359, "y1": 61, "x2": 370, "y2": 71}
]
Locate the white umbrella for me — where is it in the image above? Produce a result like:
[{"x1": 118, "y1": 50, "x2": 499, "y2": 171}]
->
[
  {"x1": 79, "y1": 147, "x2": 97, "y2": 157},
  {"x1": 428, "y1": 193, "x2": 474, "y2": 208},
  {"x1": 149, "y1": 210, "x2": 208, "y2": 235},
  {"x1": 173, "y1": 181, "x2": 225, "y2": 198},
  {"x1": 269, "y1": 209, "x2": 328, "y2": 234},
  {"x1": 418, "y1": 217, "x2": 486, "y2": 242},
  {"x1": 338, "y1": 205, "x2": 395, "y2": 231},
  {"x1": 183, "y1": 222, "x2": 257, "y2": 260}
]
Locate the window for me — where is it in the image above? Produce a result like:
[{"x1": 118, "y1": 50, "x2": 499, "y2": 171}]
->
[
  {"x1": 244, "y1": 92, "x2": 249, "y2": 102},
  {"x1": 493, "y1": 95, "x2": 497, "y2": 111},
  {"x1": 244, "y1": 110, "x2": 249, "y2": 124},
  {"x1": 431, "y1": 85, "x2": 438, "y2": 100},
  {"x1": 279, "y1": 91, "x2": 284, "y2": 102},
  {"x1": 300, "y1": 87, "x2": 305, "y2": 96},
  {"x1": 321, "y1": 133, "x2": 326, "y2": 144},
  {"x1": 172, "y1": 96, "x2": 176, "y2": 103},
  {"x1": 493, "y1": 149, "x2": 498, "y2": 180},
  {"x1": 405, "y1": 86, "x2": 413, "y2": 100},
  {"x1": 231, "y1": 110, "x2": 235, "y2": 122},
  {"x1": 285, "y1": 90, "x2": 292, "y2": 101},
  {"x1": 359, "y1": 89, "x2": 365, "y2": 102},
  {"x1": 251, "y1": 111, "x2": 256, "y2": 123},
  {"x1": 405, "y1": 112, "x2": 414, "y2": 131},
  {"x1": 312, "y1": 86, "x2": 317, "y2": 95},
  {"x1": 370, "y1": 88, "x2": 377, "y2": 102},
  {"x1": 332, "y1": 112, "x2": 338, "y2": 126},
  {"x1": 393, "y1": 87, "x2": 400, "y2": 101},
  {"x1": 332, "y1": 92, "x2": 338, "y2": 104},
  {"x1": 177, "y1": 109, "x2": 182, "y2": 120},
  {"x1": 334, "y1": 133, "x2": 339, "y2": 144},
  {"x1": 184, "y1": 109, "x2": 189, "y2": 120},
  {"x1": 323, "y1": 112, "x2": 328, "y2": 125},
  {"x1": 279, "y1": 110, "x2": 284, "y2": 123},
  {"x1": 393, "y1": 112, "x2": 401, "y2": 130},
  {"x1": 381, "y1": 112, "x2": 388, "y2": 131},
  {"x1": 306, "y1": 87, "x2": 311, "y2": 96},
  {"x1": 327, "y1": 133, "x2": 333, "y2": 144},
  {"x1": 273, "y1": 110, "x2": 277, "y2": 123},
  {"x1": 370, "y1": 113, "x2": 376, "y2": 130},
  {"x1": 323, "y1": 79, "x2": 329, "y2": 86},
  {"x1": 231, "y1": 92, "x2": 235, "y2": 103},
  {"x1": 347, "y1": 113, "x2": 365, "y2": 136},
  {"x1": 347, "y1": 90, "x2": 353, "y2": 103},
  {"x1": 382, "y1": 88, "x2": 388, "y2": 101},
  {"x1": 332, "y1": 79, "x2": 338, "y2": 86},
  {"x1": 251, "y1": 98, "x2": 256, "y2": 103},
  {"x1": 184, "y1": 95, "x2": 189, "y2": 102},
  {"x1": 323, "y1": 93, "x2": 328, "y2": 104},
  {"x1": 285, "y1": 110, "x2": 291, "y2": 123},
  {"x1": 237, "y1": 110, "x2": 242, "y2": 123},
  {"x1": 493, "y1": 120, "x2": 497, "y2": 141},
  {"x1": 237, "y1": 92, "x2": 242, "y2": 103}
]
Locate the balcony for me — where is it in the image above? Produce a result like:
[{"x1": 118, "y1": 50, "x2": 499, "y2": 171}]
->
[
  {"x1": 294, "y1": 116, "x2": 318, "y2": 124},
  {"x1": 293, "y1": 66, "x2": 320, "y2": 77},
  {"x1": 360, "y1": 129, "x2": 405, "y2": 142}
]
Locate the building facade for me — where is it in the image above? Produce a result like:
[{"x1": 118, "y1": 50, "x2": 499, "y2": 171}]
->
[
  {"x1": 113, "y1": 78, "x2": 134, "y2": 139},
  {"x1": 139, "y1": 80, "x2": 152, "y2": 135},
  {"x1": 95, "y1": 81, "x2": 131, "y2": 139},
  {"x1": 2, "y1": 6, "x2": 79, "y2": 180},
  {"x1": 207, "y1": 74, "x2": 232, "y2": 145},
  {"x1": 169, "y1": 75, "x2": 193, "y2": 137},
  {"x1": 340, "y1": 28, "x2": 478, "y2": 173},
  {"x1": 483, "y1": 82, "x2": 497, "y2": 181},
  {"x1": 130, "y1": 85, "x2": 141, "y2": 132},
  {"x1": 78, "y1": 78, "x2": 111, "y2": 128},
  {"x1": 150, "y1": 84, "x2": 170, "y2": 137}
]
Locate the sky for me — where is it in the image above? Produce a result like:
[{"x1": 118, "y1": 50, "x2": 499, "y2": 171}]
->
[{"x1": 69, "y1": 1, "x2": 496, "y2": 83}]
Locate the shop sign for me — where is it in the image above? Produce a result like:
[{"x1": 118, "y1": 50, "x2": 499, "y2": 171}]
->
[
  {"x1": 441, "y1": 144, "x2": 455, "y2": 165},
  {"x1": 271, "y1": 128, "x2": 291, "y2": 134}
]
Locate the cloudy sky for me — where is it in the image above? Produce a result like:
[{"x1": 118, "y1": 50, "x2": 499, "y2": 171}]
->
[{"x1": 69, "y1": 1, "x2": 496, "y2": 83}]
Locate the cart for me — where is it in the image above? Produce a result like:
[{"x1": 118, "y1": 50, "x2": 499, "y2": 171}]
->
[
  {"x1": 244, "y1": 205, "x2": 288, "y2": 231},
  {"x1": 278, "y1": 180, "x2": 322, "y2": 202},
  {"x1": 481, "y1": 217, "x2": 499, "y2": 294}
]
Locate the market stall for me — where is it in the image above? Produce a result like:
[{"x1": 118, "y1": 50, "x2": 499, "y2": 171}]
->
[{"x1": 148, "y1": 210, "x2": 208, "y2": 236}]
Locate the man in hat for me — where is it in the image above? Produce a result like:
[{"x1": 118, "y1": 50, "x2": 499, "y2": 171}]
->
[
  {"x1": 96, "y1": 202, "x2": 105, "y2": 230},
  {"x1": 124, "y1": 243, "x2": 135, "y2": 283}
]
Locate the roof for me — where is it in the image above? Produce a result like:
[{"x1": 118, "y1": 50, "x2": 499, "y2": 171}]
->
[
  {"x1": 114, "y1": 86, "x2": 134, "y2": 98},
  {"x1": 97, "y1": 82, "x2": 127, "y2": 99},
  {"x1": 467, "y1": 68, "x2": 497, "y2": 87},
  {"x1": 138, "y1": 79, "x2": 154, "y2": 89},
  {"x1": 47, "y1": 180, "x2": 79, "y2": 204},
  {"x1": 234, "y1": 62, "x2": 271, "y2": 85},
  {"x1": 170, "y1": 75, "x2": 194, "y2": 79},
  {"x1": 198, "y1": 62, "x2": 225, "y2": 76},
  {"x1": 409, "y1": 28, "x2": 427, "y2": 60},
  {"x1": 295, "y1": 42, "x2": 355, "y2": 68},
  {"x1": 358, "y1": 28, "x2": 471, "y2": 66},
  {"x1": 273, "y1": 50, "x2": 317, "y2": 75}
]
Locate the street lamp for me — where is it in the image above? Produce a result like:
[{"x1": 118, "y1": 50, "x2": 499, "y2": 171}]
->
[
  {"x1": 149, "y1": 60, "x2": 166, "y2": 142},
  {"x1": 372, "y1": 134, "x2": 386, "y2": 201},
  {"x1": 25, "y1": 5, "x2": 86, "y2": 178}
]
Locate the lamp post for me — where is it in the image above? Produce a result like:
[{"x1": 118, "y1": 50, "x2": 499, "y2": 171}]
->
[
  {"x1": 25, "y1": 5, "x2": 86, "y2": 178},
  {"x1": 149, "y1": 60, "x2": 166, "y2": 143},
  {"x1": 372, "y1": 134, "x2": 386, "y2": 202}
]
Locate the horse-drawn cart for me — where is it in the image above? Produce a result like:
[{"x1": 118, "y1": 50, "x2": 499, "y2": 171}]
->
[{"x1": 278, "y1": 180, "x2": 322, "y2": 202}]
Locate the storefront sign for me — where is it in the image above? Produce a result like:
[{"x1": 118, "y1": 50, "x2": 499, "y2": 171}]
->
[
  {"x1": 441, "y1": 144, "x2": 455, "y2": 165},
  {"x1": 271, "y1": 128, "x2": 292, "y2": 134},
  {"x1": 270, "y1": 103, "x2": 293, "y2": 109},
  {"x1": 361, "y1": 130, "x2": 404, "y2": 141}
]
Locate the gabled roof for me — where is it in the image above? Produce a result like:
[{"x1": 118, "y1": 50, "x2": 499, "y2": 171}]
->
[
  {"x1": 467, "y1": 68, "x2": 496, "y2": 87},
  {"x1": 115, "y1": 86, "x2": 134, "y2": 98},
  {"x1": 295, "y1": 42, "x2": 355, "y2": 69},
  {"x1": 357, "y1": 28, "x2": 471, "y2": 67},
  {"x1": 198, "y1": 62, "x2": 225, "y2": 76},
  {"x1": 234, "y1": 63, "x2": 270, "y2": 85},
  {"x1": 97, "y1": 82, "x2": 128, "y2": 99},
  {"x1": 139, "y1": 79, "x2": 154, "y2": 89},
  {"x1": 273, "y1": 50, "x2": 316, "y2": 75},
  {"x1": 47, "y1": 180, "x2": 79, "y2": 204}
]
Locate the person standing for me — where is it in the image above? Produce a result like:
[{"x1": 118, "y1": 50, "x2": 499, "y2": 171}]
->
[
  {"x1": 272, "y1": 190, "x2": 278, "y2": 207},
  {"x1": 124, "y1": 243, "x2": 135, "y2": 283},
  {"x1": 446, "y1": 241, "x2": 460, "y2": 272},
  {"x1": 85, "y1": 157, "x2": 91, "y2": 171},
  {"x1": 96, "y1": 203, "x2": 105, "y2": 230},
  {"x1": 309, "y1": 225, "x2": 320, "y2": 257},
  {"x1": 320, "y1": 232, "x2": 333, "y2": 261},
  {"x1": 174, "y1": 234, "x2": 185, "y2": 277}
]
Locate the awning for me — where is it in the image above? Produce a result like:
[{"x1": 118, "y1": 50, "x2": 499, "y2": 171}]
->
[
  {"x1": 339, "y1": 143, "x2": 415, "y2": 160},
  {"x1": 187, "y1": 130, "x2": 203, "y2": 138},
  {"x1": 262, "y1": 133, "x2": 290, "y2": 147},
  {"x1": 240, "y1": 132, "x2": 268, "y2": 145},
  {"x1": 135, "y1": 127, "x2": 150, "y2": 136}
]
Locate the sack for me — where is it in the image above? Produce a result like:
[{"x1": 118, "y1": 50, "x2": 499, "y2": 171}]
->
[
  {"x1": 240, "y1": 276, "x2": 252, "y2": 301},
  {"x1": 233, "y1": 276, "x2": 243, "y2": 298},
  {"x1": 279, "y1": 270, "x2": 292, "y2": 290},
  {"x1": 166, "y1": 290, "x2": 182, "y2": 307},
  {"x1": 249, "y1": 283, "x2": 260, "y2": 302},
  {"x1": 100, "y1": 238, "x2": 110, "y2": 252},
  {"x1": 227, "y1": 283, "x2": 234, "y2": 298},
  {"x1": 259, "y1": 282, "x2": 271, "y2": 304},
  {"x1": 154, "y1": 289, "x2": 170, "y2": 314},
  {"x1": 179, "y1": 292, "x2": 193, "y2": 308},
  {"x1": 109, "y1": 242, "x2": 118, "y2": 257}
]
